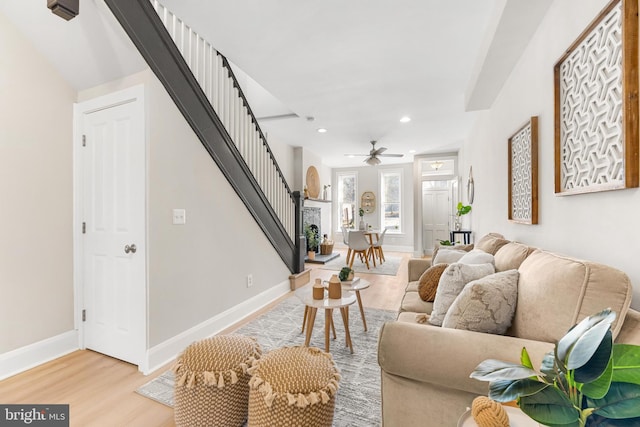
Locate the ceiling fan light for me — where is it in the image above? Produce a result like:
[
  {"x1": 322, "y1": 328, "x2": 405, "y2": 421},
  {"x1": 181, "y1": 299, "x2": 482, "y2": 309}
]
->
[{"x1": 366, "y1": 157, "x2": 381, "y2": 166}]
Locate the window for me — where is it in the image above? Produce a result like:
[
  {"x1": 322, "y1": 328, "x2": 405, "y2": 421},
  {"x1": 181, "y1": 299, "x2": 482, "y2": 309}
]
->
[
  {"x1": 380, "y1": 170, "x2": 401, "y2": 232},
  {"x1": 336, "y1": 172, "x2": 357, "y2": 230}
]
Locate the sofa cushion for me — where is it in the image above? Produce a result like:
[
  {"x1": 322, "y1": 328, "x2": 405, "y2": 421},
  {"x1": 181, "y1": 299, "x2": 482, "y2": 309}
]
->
[
  {"x1": 400, "y1": 291, "x2": 434, "y2": 314},
  {"x1": 458, "y1": 249, "x2": 495, "y2": 265},
  {"x1": 433, "y1": 249, "x2": 467, "y2": 265},
  {"x1": 429, "y1": 263, "x2": 495, "y2": 326},
  {"x1": 494, "y1": 242, "x2": 535, "y2": 272},
  {"x1": 442, "y1": 270, "x2": 519, "y2": 334},
  {"x1": 510, "y1": 250, "x2": 633, "y2": 342},
  {"x1": 475, "y1": 233, "x2": 510, "y2": 255},
  {"x1": 405, "y1": 281, "x2": 420, "y2": 293},
  {"x1": 418, "y1": 263, "x2": 449, "y2": 302}
]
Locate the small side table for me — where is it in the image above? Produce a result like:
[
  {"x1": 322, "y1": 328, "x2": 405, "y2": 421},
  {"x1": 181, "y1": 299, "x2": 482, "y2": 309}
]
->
[
  {"x1": 450, "y1": 230, "x2": 472, "y2": 245},
  {"x1": 297, "y1": 292, "x2": 356, "y2": 354},
  {"x1": 340, "y1": 278, "x2": 370, "y2": 331}
]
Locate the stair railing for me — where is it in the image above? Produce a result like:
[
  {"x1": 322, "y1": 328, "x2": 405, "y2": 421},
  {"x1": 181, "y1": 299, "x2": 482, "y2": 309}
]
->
[{"x1": 150, "y1": 0, "x2": 296, "y2": 242}]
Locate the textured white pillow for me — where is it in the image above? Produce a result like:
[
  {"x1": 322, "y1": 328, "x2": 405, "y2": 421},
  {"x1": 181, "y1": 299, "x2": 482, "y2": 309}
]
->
[
  {"x1": 429, "y1": 263, "x2": 495, "y2": 326},
  {"x1": 443, "y1": 270, "x2": 519, "y2": 334},
  {"x1": 433, "y1": 249, "x2": 467, "y2": 265},
  {"x1": 458, "y1": 249, "x2": 495, "y2": 265}
]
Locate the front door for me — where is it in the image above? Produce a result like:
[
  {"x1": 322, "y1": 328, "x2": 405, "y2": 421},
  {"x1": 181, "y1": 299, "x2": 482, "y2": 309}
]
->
[
  {"x1": 422, "y1": 184, "x2": 450, "y2": 253},
  {"x1": 77, "y1": 87, "x2": 146, "y2": 366}
]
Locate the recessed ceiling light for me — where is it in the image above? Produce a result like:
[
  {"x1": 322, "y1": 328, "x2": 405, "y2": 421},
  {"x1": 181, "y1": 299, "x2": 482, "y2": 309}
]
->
[
  {"x1": 409, "y1": 149, "x2": 416, "y2": 153},
  {"x1": 400, "y1": 116, "x2": 411, "y2": 123},
  {"x1": 317, "y1": 128, "x2": 327, "y2": 133}
]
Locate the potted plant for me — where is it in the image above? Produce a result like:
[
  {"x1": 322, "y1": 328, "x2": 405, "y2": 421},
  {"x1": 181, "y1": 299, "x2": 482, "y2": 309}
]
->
[
  {"x1": 471, "y1": 309, "x2": 640, "y2": 426},
  {"x1": 323, "y1": 184, "x2": 331, "y2": 200},
  {"x1": 454, "y1": 202, "x2": 472, "y2": 231},
  {"x1": 437, "y1": 239, "x2": 455, "y2": 246},
  {"x1": 339, "y1": 266, "x2": 354, "y2": 282},
  {"x1": 304, "y1": 225, "x2": 319, "y2": 260}
]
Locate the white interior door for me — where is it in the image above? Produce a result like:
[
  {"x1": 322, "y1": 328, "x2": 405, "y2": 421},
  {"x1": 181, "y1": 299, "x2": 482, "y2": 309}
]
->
[
  {"x1": 422, "y1": 184, "x2": 450, "y2": 253},
  {"x1": 79, "y1": 89, "x2": 146, "y2": 366}
]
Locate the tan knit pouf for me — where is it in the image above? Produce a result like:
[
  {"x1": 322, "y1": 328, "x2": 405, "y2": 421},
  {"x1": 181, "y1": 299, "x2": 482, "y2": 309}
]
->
[
  {"x1": 247, "y1": 346, "x2": 341, "y2": 427},
  {"x1": 173, "y1": 334, "x2": 262, "y2": 427}
]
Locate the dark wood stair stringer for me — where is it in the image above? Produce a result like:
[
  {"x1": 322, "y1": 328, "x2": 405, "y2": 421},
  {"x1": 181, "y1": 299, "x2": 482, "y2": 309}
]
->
[{"x1": 104, "y1": 0, "x2": 304, "y2": 274}]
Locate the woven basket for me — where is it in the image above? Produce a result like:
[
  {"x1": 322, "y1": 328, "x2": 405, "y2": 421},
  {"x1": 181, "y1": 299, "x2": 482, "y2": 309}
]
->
[
  {"x1": 247, "y1": 346, "x2": 340, "y2": 427},
  {"x1": 173, "y1": 335, "x2": 262, "y2": 427},
  {"x1": 320, "y1": 243, "x2": 334, "y2": 255}
]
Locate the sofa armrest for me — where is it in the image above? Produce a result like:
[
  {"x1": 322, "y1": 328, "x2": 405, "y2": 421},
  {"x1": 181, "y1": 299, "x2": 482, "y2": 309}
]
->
[
  {"x1": 408, "y1": 258, "x2": 431, "y2": 282},
  {"x1": 378, "y1": 321, "x2": 555, "y2": 395}
]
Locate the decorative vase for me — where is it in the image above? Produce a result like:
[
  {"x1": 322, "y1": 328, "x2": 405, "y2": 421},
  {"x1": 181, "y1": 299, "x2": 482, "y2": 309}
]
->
[
  {"x1": 322, "y1": 188, "x2": 327, "y2": 200},
  {"x1": 359, "y1": 218, "x2": 365, "y2": 230},
  {"x1": 308, "y1": 251, "x2": 316, "y2": 260},
  {"x1": 328, "y1": 274, "x2": 342, "y2": 299},
  {"x1": 313, "y1": 278, "x2": 324, "y2": 300},
  {"x1": 454, "y1": 216, "x2": 462, "y2": 231}
]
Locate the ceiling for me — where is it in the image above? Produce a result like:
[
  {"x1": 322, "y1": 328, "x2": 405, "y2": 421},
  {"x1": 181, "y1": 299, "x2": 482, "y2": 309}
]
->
[{"x1": 0, "y1": 0, "x2": 553, "y2": 167}]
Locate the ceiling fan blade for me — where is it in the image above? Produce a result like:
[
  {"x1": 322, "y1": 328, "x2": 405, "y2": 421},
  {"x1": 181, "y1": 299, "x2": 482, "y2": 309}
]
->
[
  {"x1": 373, "y1": 147, "x2": 387, "y2": 155},
  {"x1": 344, "y1": 153, "x2": 370, "y2": 157},
  {"x1": 378, "y1": 153, "x2": 404, "y2": 157}
]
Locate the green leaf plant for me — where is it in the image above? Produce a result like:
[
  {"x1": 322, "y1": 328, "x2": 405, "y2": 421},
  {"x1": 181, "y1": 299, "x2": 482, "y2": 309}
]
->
[
  {"x1": 470, "y1": 309, "x2": 640, "y2": 426},
  {"x1": 456, "y1": 202, "x2": 472, "y2": 217}
]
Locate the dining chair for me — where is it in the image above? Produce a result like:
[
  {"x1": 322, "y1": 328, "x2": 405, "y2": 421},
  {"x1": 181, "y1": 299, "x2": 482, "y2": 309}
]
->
[
  {"x1": 372, "y1": 227, "x2": 388, "y2": 264},
  {"x1": 347, "y1": 230, "x2": 371, "y2": 269},
  {"x1": 341, "y1": 226, "x2": 351, "y2": 263}
]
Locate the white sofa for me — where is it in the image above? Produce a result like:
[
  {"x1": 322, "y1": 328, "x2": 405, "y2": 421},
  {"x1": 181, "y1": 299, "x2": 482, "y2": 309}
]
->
[{"x1": 377, "y1": 233, "x2": 640, "y2": 426}]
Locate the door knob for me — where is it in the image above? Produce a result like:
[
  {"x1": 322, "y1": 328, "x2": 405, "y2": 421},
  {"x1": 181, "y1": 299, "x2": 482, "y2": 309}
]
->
[{"x1": 124, "y1": 244, "x2": 137, "y2": 254}]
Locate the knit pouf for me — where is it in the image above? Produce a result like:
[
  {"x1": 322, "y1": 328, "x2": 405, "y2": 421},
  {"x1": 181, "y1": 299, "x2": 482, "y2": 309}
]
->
[
  {"x1": 173, "y1": 335, "x2": 262, "y2": 427},
  {"x1": 247, "y1": 346, "x2": 341, "y2": 427}
]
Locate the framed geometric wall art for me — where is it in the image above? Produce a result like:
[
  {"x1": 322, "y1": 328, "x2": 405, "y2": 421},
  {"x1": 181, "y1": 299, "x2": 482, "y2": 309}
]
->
[
  {"x1": 508, "y1": 117, "x2": 538, "y2": 224},
  {"x1": 554, "y1": 0, "x2": 639, "y2": 195}
]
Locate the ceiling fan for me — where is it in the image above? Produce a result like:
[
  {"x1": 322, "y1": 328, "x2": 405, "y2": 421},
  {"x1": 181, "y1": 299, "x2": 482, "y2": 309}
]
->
[{"x1": 346, "y1": 140, "x2": 404, "y2": 165}]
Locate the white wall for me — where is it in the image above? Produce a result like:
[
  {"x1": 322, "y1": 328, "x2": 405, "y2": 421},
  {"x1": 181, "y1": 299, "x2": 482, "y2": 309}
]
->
[
  {"x1": 332, "y1": 163, "x2": 414, "y2": 252},
  {"x1": 0, "y1": 11, "x2": 75, "y2": 354},
  {"x1": 460, "y1": 0, "x2": 640, "y2": 309},
  {"x1": 0, "y1": 7, "x2": 295, "y2": 373}
]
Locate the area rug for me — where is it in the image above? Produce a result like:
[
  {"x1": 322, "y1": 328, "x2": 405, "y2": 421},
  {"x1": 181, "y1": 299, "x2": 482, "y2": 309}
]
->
[
  {"x1": 320, "y1": 255, "x2": 401, "y2": 276},
  {"x1": 136, "y1": 296, "x2": 397, "y2": 427}
]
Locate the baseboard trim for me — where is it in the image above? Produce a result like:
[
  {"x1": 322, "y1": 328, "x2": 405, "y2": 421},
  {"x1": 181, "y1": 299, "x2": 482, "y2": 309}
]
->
[
  {"x1": 144, "y1": 280, "x2": 290, "y2": 375},
  {"x1": 0, "y1": 331, "x2": 79, "y2": 381}
]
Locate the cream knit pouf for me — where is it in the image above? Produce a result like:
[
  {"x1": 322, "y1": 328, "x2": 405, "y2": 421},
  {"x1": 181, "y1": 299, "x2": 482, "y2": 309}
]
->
[
  {"x1": 247, "y1": 346, "x2": 341, "y2": 427},
  {"x1": 173, "y1": 334, "x2": 262, "y2": 427}
]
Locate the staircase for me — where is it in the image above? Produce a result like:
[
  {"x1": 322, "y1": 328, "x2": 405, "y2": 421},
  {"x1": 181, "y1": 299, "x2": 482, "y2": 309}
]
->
[{"x1": 104, "y1": 0, "x2": 305, "y2": 273}]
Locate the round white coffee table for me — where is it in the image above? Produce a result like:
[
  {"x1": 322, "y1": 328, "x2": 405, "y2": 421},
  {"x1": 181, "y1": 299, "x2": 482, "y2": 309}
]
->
[
  {"x1": 338, "y1": 278, "x2": 370, "y2": 331},
  {"x1": 297, "y1": 290, "x2": 356, "y2": 354}
]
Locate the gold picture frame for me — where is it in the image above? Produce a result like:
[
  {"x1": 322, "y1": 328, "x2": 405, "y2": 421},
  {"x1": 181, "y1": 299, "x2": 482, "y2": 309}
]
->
[{"x1": 361, "y1": 191, "x2": 376, "y2": 214}]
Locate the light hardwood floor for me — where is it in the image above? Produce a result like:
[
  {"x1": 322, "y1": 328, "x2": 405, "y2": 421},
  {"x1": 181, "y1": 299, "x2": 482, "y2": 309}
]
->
[{"x1": 0, "y1": 249, "x2": 420, "y2": 427}]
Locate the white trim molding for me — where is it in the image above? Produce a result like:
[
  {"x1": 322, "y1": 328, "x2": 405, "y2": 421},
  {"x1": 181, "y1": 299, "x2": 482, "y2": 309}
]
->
[
  {"x1": 143, "y1": 280, "x2": 290, "y2": 375},
  {"x1": 0, "y1": 331, "x2": 79, "y2": 381}
]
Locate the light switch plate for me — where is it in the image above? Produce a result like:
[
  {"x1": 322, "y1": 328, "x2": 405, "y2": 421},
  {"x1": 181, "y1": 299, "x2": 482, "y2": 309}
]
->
[{"x1": 172, "y1": 209, "x2": 186, "y2": 225}]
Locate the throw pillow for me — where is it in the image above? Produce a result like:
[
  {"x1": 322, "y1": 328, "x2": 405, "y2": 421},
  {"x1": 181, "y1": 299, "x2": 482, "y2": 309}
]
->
[
  {"x1": 429, "y1": 263, "x2": 495, "y2": 326},
  {"x1": 475, "y1": 233, "x2": 510, "y2": 255},
  {"x1": 433, "y1": 249, "x2": 467, "y2": 265},
  {"x1": 432, "y1": 243, "x2": 473, "y2": 263},
  {"x1": 417, "y1": 263, "x2": 449, "y2": 302},
  {"x1": 442, "y1": 270, "x2": 519, "y2": 335},
  {"x1": 458, "y1": 249, "x2": 495, "y2": 265}
]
